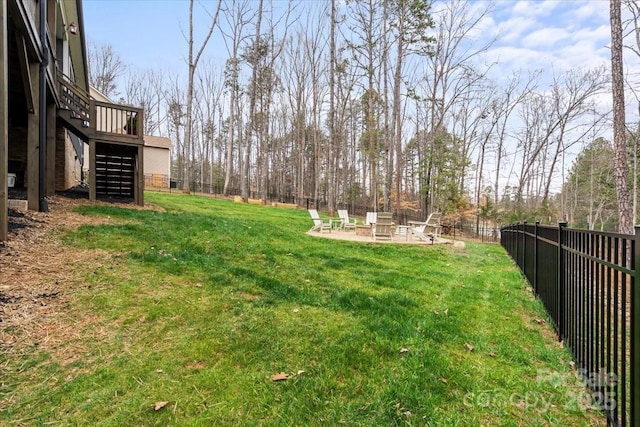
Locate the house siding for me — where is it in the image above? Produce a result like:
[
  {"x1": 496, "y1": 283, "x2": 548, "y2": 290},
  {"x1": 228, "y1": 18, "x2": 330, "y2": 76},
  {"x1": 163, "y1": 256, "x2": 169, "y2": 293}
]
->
[
  {"x1": 144, "y1": 146, "x2": 170, "y2": 188},
  {"x1": 55, "y1": 128, "x2": 82, "y2": 190}
]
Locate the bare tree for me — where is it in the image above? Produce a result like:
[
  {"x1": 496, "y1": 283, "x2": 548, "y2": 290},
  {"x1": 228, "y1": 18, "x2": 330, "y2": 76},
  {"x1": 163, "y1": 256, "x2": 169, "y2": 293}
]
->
[
  {"x1": 165, "y1": 75, "x2": 186, "y2": 182},
  {"x1": 240, "y1": 0, "x2": 263, "y2": 201},
  {"x1": 194, "y1": 60, "x2": 225, "y2": 191},
  {"x1": 346, "y1": 0, "x2": 385, "y2": 210},
  {"x1": 221, "y1": 0, "x2": 253, "y2": 195},
  {"x1": 303, "y1": 4, "x2": 329, "y2": 205},
  {"x1": 328, "y1": 0, "x2": 337, "y2": 213},
  {"x1": 87, "y1": 42, "x2": 126, "y2": 99},
  {"x1": 123, "y1": 68, "x2": 165, "y2": 135},
  {"x1": 418, "y1": 0, "x2": 493, "y2": 214},
  {"x1": 182, "y1": 0, "x2": 222, "y2": 192},
  {"x1": 388, "y1": 0, "x2": 435, "y2": 214}
]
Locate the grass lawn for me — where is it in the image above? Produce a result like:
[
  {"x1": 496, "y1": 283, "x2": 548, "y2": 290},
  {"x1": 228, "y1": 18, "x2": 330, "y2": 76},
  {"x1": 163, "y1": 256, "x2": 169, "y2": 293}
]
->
[{"x1": 0, "y1": 193, "x2": 604, "y2": 426}]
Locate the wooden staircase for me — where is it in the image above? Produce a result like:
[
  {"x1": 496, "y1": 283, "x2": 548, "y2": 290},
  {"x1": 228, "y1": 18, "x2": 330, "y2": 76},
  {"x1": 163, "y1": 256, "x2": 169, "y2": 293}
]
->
[{"x1": 57, "y1": 74, "x2": 145, "y2": 205}]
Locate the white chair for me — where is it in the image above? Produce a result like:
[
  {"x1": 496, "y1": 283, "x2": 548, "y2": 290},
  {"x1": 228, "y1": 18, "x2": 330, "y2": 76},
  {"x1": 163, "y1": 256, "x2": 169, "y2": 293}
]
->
[
  {"x1": 411, "y1": 212, "x2": 442, "y2": 241},
  {"x1": 365, "y1": 212, "x2": 377, "y2": 226},
  {"x1": 337, "y1": 209, "x2": 357, "y2": 231},
  {"x1": 424, "y1": 212, "x2": 442, "y2": 238},
  {"x1": 411, "y1": 223, "x2": 431, "y2": 242},
  {"x1": 308, "y1": 209, "x2": 332, "y2": 233}
]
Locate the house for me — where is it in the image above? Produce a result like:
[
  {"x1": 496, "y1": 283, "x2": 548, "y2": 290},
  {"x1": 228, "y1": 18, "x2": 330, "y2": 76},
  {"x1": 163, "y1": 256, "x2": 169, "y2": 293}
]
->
[
  {"x1": 143, "y1": 135, "x2": 171, "y2": 188},
  {"x1": 0, "y1": 0, "x2": 146, "y2": 241}
]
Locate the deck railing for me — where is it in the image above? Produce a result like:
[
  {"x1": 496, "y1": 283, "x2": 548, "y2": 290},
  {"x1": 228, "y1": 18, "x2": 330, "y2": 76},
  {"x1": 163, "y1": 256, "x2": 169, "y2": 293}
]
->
[
  {"x1": 92, "y1": 101, "x2": 143, "y2": 139},
  {"x1": 501, "y1": 222, "x2": 639, "y2": 427},
  {"x1": 58, "y1": 74, "x2": 144, "y2": 142},
  {"x1": 58, "y1": 73, "x2": 90, "y2": 127}
]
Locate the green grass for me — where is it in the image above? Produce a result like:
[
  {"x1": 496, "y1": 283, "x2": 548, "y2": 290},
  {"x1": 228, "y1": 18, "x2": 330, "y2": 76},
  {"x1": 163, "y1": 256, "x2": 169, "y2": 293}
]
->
[{"x1": 0, "y1": 193, "x2": 604, "y2": 426}]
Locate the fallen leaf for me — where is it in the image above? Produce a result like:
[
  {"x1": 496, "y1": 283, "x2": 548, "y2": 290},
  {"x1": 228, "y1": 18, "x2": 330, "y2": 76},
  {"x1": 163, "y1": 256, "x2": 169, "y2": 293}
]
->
[
  {"x1": 443, "y1": 309, "x2": 449, "y2": 316},
  {"x1": 464, "y1": 343, "x2": 474, "y2": 351},
  {"x1": 533, "y1": 318, "x2": 544, "y2": 324},
  {"x1": 488, "y1": 352, "x2": 496, "y2": 357},
  {"x1": 400, "y1": 348, "x2": 410, "y2": 354},
  {"x1": 432, "y1": 310, "x2": 439, "y2": 315},
  {"x1": 154, "y1": 401, "x2": 169, "y2": 411},
  {"x1": 186, "y1": 361, "x2": 205, "y2": 369},
  {"x1": 439, "y1": 377, "x2": 448, "y2": 384},
  {"x1": 293, "y1": 308, "x2": 300, "y2": 313},
  {"x1": 297, "y1": 370, "x2": 305, "y2": 376},
  {"x1": 271, "y1": 372, "x2": 289, "y2": 381},
  {"x1": 156, "y1": 369, "x2": 164, "y2": 374}
]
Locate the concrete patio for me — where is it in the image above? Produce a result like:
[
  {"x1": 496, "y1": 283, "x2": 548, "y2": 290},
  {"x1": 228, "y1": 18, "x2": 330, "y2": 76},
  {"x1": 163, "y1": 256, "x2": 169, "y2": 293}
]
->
[{"x1": 306, "y1": 229, "x2": 465, "y2": 247}]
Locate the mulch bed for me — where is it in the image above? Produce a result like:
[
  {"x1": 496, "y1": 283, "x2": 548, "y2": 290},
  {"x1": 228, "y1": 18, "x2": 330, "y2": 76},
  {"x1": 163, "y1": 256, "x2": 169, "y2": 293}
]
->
[{"x1": 0, "y1": 194, "x2": 156, "y2": 362}]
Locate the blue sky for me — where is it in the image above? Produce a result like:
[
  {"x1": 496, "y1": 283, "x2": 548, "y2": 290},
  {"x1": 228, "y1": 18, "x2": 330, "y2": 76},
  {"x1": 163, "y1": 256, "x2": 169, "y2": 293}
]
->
[
  {"x1": 481, "y1": 1, "x2": 611, "y2": 78},
  {"x1": 83, "y1": 0, "x2": 198, "y2": 75},
  {"x1": 82, "y1": 0, "x2": 614, "y2": 82}
]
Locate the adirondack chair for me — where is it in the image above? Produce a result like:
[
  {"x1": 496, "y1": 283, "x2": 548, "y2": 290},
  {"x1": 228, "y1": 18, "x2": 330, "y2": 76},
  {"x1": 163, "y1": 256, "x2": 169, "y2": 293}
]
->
[
  {"x1": 373, "y1": 212, "x2": 394, "y2": 241},
  {"x1": 337, "y1": 209, "x2": 357, "y2": 231},
  {"x1": 308, "y1": 209, "x2": 332, "y2": 233},
  {"x1": 411, "y1": 212, "x2": 442, "y2": 241},
  {"x1": 424, "y1": 212, "x2": 442, "y2": 238},
  {"x1": 365, "y1": 212, "x2": 377, "y2": 226}
]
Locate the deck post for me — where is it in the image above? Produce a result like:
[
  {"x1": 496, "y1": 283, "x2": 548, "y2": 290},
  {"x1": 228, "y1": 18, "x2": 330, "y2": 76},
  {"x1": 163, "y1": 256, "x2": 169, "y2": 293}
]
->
[
  {"x1": 136, "y1": 143, "x2": 144, "y2": 206},
  {"x1": 27, "y1": 62, "x2": 39, "y2": 211},
  {"x1": 0, "y1": 0, "x2": 7, "y2": 241},
  {"x1": 88, "y1": 139, "x2": 96, "y2": 201},
  {"x1": 46, "y1": 103, "x2": 56, "y2": 195}
]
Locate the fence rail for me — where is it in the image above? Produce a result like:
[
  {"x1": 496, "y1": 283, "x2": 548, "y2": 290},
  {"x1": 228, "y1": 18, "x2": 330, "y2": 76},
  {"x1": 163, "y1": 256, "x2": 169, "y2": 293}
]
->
[{"x1": 501, "y1": 222, "x2": 639, "y2": 427}]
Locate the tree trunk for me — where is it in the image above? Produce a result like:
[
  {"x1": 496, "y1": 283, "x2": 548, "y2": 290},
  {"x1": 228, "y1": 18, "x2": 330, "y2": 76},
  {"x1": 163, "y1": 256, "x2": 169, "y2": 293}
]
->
[
  {"x1": 327, "y1": 0, "x2": 337, "y2": 214},
  {"x1": 610, "y1": 0, "x2": 633, "y2": 234},
  {"x1": 391, "y1": 6, "x2": 404, "y2": 215}
]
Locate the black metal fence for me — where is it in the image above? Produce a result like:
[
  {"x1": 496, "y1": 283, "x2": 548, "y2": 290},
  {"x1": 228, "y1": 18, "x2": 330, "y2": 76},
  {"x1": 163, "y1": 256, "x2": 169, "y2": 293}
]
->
[{"x1": 501, "y1": 222, "x2": 639, "y2": 427}]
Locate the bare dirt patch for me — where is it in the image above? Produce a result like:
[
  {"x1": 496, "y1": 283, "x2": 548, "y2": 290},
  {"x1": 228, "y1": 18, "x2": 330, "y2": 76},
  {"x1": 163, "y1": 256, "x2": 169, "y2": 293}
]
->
[{"x1": 0, "y1": 195, "x2": 158, "y2": 361}]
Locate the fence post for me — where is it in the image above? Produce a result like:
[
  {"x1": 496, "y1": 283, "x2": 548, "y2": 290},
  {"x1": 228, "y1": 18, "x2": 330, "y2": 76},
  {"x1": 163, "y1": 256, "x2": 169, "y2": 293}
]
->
[
  {"x1": 522, "y1": 221, "x2": 528, "y2": 278},
  {"x1": 534, "y1": 221, "x2": 539, "y2": 294},
  {"x1": 632, "y1": 226, "x2": 640, "y2": 427},
  {"x1": 515, "y1": 222, "x2": 519, "y2": 268},
  {"x1": 558, "y1": 221, "x2": 567, "y2": 342}
]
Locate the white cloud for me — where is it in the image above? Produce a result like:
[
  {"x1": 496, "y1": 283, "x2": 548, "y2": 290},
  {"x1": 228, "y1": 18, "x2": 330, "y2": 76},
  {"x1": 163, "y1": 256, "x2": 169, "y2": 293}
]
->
[
  {"x1": 512, "y1": 0, "x2": 560, "y2": 18},
  {"x1": 480, "y1": 0, "x2": 612, "y2": 78},
  {"x1": 573, "y1": 2, "x2": 604, "y2": 21},
  {"x1": 522, "y1": 28, "x2": 570, "y2": 48},
  {"x1": 495, "y1": 16, "x2": 538, "y2": 43}
]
